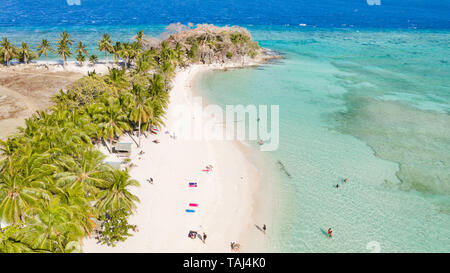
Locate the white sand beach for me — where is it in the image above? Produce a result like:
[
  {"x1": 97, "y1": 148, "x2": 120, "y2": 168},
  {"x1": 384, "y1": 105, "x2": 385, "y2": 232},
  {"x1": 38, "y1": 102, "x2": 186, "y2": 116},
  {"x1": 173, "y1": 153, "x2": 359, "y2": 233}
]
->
[{"x1": 83, "y1": 62, "x2": 272, "y2": 253}]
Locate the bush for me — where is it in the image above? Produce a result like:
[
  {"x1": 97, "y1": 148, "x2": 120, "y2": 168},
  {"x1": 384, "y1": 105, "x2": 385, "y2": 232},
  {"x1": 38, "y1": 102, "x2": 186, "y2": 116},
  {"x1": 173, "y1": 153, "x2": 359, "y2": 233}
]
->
[{"x1": 96, "y1": 209, "x2": 134, "y2": 247}]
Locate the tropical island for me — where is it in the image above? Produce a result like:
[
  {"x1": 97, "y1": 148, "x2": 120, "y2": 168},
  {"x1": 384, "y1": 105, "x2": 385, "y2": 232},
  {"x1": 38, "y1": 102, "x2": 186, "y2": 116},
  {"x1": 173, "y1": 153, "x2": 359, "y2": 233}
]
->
[{"x1": 0, "y1": 23, "x2": 276, "y2": 252}]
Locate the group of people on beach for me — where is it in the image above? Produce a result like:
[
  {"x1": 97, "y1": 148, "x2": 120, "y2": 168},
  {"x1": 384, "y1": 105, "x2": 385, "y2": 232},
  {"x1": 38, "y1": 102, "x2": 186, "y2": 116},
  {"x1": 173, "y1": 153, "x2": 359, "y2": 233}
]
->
[
  {"x1": 188, "y1": 231, "x2": 207, "y2": 244},
  {"x1": 230, "y1": 242, "x2": 241, "y2": 252}
]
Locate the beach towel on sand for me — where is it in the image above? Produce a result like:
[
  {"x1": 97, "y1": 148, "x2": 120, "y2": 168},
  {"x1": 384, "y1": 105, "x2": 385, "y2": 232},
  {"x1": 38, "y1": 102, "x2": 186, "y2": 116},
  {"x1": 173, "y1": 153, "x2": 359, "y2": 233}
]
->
[
  {"x1": 189, "y1": 203, "x2": 198, "y2": 207},
  {"x1": 186, "y1": 209, "x2": 195, "y2": 213},
  {"x1": 189, "y1": 182, "x2": 197, "y2": 187}
]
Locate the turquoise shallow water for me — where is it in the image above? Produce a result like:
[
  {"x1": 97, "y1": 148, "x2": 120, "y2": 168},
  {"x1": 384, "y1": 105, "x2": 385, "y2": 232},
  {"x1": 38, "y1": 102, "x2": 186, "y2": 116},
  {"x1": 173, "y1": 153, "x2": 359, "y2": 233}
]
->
[
  {"x1": 1, "y1": 25, "x2": 449, "y2": 252},
  {"x1": 195, "y1": 27, "x2": 450, "y2": 252}
]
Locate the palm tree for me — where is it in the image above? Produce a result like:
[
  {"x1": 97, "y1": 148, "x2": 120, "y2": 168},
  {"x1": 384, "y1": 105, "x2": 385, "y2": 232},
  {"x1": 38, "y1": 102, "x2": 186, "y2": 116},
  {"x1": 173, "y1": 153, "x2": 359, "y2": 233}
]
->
[
  {"x1": 0, "y1": 138, "x2": 21, "y2": 157},
  {"x1": 106, "y1": 67, "x2": 127, "y2": 88},
  {"x1": 89, "y1": 54, "x2": 98, "y2": 66},
  {"x1": 160, "y1": 60, "x2": 174, "y2": 81},
  {"x1": 0, "y1": 38, "x2": 16, "y2": 66},
  {"x1": 75, "y1": 41, "x2": 87, "y2": 66},
  {"x1": 129, "y1": 84, "x2": 153, "y2": 147},
  {"x1": 18, "y1": 197, "x2": 85, "y2": 252},
  {"x1": 160, "y1": 41, "x2": 175, "y2": 63},
  {"x1": 118, "y1": 42, "x2": 138, "y2": 68},
  {"x1": 37, "y1": 39, "x2": 53, "y2": 66},
  {"x1": 17, "y1": 42, "x2": 36, "y2": 64},
  {"x1": 188, "y1": 40, "x2": 199, "y2": 62},
  {"x1": 54, "y1": 148, "x2": 109, "y2": 196},
  {"x1": 0, "y1": 168, "x2": 51, "y2": 224},
  {"x1": 0, "y1": 225, "x2": 34, "y2": 253},
  {"x1": 76, "y1": 53, "x2": 85, "y2": 66},
  {"x1": 174, "y1": 42, "x2": 185, "y2": 66},
  {"x1": 57, "y1": 185, "x2": 97, "y2": 236},
  {"x1": 149, "y1": 73, "x2": 167, "y2": 97},
  {"x1": 96, "y1": 170, "x2": 139, "y2": 214},
  {"x1": 75, "y1": 41, "x2": 87, "y2": 56},
  {"x1": 98, "y1": 33, "x2": 114, "y2": 65},
  {"x1": 56, "y1": 31, "x2": 72, "y2": 67},
  {"x1": 135, "y1": 50, "x2": 156, "y2": 75},
  {"x1": 94, "y1": 98, "x2": 131, "y2": 146},
  {"x1": 134, "y1": 30, "x2": 145, "y2": 49},
  {"x1": 112, "y1": 41, "x2": 122, "y2": 64}
]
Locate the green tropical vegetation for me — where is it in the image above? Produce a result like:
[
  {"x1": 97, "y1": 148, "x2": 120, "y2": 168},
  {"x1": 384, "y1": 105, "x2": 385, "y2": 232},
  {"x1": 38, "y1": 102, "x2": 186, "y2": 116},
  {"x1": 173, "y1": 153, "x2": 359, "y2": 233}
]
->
[
  {"x1": 0, "y1": 30, "x2": 177, "y2": 253},
  {"x1": 56, "y1": 31, "x2": 73, "y2": 66},
  {"x1": 0, "y1": 37, "x2": 17, "y2": 66},
  {"x1": 89, "y1": 54, "x2": 98, "y2": 66},
  {"x1": 17, "y1": 42, "x2": 37, "y2": 64},
  {"x1": 75, "y1": 41, "x2": 88, "y2": 66},
  {"x1": 98, "y1": 33, "x2": 114, "y2": 64},
  {"x1": 0, "y1": 25, "x2": 261, "y2": 253},
  {"x1": 37, "y1": 39, "x2": 53, "y2": 66}
]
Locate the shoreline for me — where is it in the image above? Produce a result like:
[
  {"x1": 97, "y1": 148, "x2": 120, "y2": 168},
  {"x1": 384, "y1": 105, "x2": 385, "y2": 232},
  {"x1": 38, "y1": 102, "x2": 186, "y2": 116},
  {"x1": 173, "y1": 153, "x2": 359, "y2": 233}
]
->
[
  {"x1": 0, "y1": 49, "x2": 280, "y2": 76},
  {"x1": 83, "y1": 58, "x2": 275, "y2": 252},
  {"x1": 0, "y1": 60, "x2": 121, "y2": 76}
]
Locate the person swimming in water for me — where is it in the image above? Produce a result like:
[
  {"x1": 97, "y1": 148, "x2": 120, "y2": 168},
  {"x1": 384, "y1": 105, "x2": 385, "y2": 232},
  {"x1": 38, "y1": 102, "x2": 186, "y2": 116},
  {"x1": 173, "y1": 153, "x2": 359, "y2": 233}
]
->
[
  {"x1": 328, "y1": 228, "x2": 333, "y2": 238},
  {"x1": 344, "y1": 178, "x2": 348, "y2": 183}
]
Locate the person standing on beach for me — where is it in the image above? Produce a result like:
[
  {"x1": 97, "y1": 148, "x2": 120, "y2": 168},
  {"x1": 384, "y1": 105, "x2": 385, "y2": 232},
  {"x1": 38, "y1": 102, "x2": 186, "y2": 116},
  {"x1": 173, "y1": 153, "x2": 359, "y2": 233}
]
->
[
  {"x1": 202, "y1": 233, "x2": 207, "y2": 244},
  {"x1": 263, "y1": 224, "x2": 267, "y2": 235}
]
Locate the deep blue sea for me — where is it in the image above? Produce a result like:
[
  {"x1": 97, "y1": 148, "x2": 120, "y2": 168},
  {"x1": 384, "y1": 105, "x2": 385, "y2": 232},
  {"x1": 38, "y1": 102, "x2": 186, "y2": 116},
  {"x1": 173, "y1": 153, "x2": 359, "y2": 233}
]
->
[
  {"x1": 1, "y1": 0, "x2": 450, "y2": 29},
  {"x1": 1, "y1": 0, "x2": 449, "y2": 252}
]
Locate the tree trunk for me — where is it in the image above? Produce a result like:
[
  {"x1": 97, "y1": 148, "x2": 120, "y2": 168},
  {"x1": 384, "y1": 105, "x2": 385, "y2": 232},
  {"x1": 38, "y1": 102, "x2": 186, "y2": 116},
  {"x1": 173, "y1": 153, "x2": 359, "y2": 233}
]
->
[
  {"x1": 138, "y1": 119, "x2": 141, "y2": 148},
  {"x1": 105, "y1": 51, "x2": 108, "y2": 65}
]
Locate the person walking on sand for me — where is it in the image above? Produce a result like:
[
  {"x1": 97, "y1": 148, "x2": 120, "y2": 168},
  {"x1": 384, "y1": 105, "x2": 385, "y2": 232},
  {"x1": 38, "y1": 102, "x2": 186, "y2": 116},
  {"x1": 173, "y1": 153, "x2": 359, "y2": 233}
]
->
[
  {"x1": 263, "y1": 224, "x2": 267, "y2": 235},
  {"x1": 202, "y1": 233, "x2": 207, "y2": 244},
  {"x1": 328, "y1": 228, "x2": 333, "y2": 238}
]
